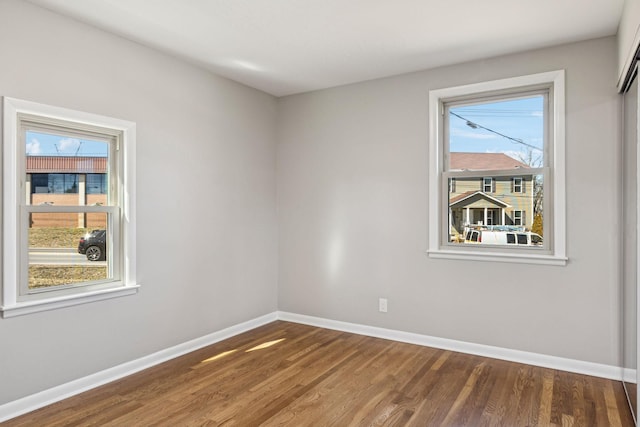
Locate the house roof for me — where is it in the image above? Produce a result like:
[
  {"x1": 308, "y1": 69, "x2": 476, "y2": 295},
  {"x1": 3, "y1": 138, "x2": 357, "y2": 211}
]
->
[
  {"x1": 450, "y1": 153, "x2": 530, "y2": 171},
  {"x1": 449, "y1": 190, "x2": 511, "y2": 208}
]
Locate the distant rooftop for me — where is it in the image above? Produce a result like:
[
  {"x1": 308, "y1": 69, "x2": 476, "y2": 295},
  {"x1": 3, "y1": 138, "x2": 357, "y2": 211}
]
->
[
  {"x1": 450, "y1": 152, "x2": 530, "y2": 171},
  {"x1": 26, "y1": 156, "x2": 107, "y2": 174}
]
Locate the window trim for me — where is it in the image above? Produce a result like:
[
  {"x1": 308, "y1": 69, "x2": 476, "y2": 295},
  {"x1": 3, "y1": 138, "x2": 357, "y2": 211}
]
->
[
  {"x1": 427, "y1": 71, "x2": 566, "y2": 266},
  {"x1": 513, "y1": 177, "x2": 523, "y2": 193},
  {"x1": 482, "y1": 177, "x2": 493, "y2": 193},
  {"x1": 513, "y1": 210, "x2": 524, "y2": 226},
  {"x1": 1, "y1": 97, "x2": 138, "y2": 317}
]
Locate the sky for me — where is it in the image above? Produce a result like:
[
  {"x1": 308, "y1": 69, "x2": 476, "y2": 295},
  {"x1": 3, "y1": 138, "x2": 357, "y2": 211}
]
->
[
  {"x1": 448, "y1": 95, "x2": 544, "y2": 166},
  {"x1": 26, "y1": 131, "x2": 109, "y2": 157},
  {"x1": 24, "y1": 97, "x2": 542, "y2": 162}
]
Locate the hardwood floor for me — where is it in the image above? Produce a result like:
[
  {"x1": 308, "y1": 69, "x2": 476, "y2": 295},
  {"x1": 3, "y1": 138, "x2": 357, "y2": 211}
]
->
[{"x1": 5, "y1": 321, "x2": 634, "y2": 426}]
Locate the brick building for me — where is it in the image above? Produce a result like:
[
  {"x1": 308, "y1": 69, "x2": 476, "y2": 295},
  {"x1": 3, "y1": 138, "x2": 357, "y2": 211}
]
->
[{"x1": 27, "y1": 156, "x2": 108, "y2": 228}]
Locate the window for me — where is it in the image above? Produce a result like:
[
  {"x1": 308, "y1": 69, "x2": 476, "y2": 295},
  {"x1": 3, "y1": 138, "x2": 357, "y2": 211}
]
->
[
  {"x1": 87, "y1": 174, "x2": 108, "y2": 194},
  {"x1": 513, "y1": 210, "x2": 525, "y2": 226},
  {"x1": 31, "y1": 173, "x2": 80, "y2": 194},
  {"x1": 428, "y1": 71, "x2": 566, "y2": 265},
  {"x1": 486, "y1": 210, "x2": 495, "y2": 226},
  {"x1": 483, "y1": 177, "x2": 493, "y2": 193},
  {"x1": 1, "y1": 97, "x2": 137, "y2": 317},
  {"x1": 513, "y1": 177, "x2": 523, "y2": 193},
  {"x1": 449, "y1": 177, "x2": 456, "y2": 194}
]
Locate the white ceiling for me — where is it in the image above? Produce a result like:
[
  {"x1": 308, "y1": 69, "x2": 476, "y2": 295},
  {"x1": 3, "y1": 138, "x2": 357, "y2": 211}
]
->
[{"x1": 28, "y1": 0, "x2": 624, "y2": 97}]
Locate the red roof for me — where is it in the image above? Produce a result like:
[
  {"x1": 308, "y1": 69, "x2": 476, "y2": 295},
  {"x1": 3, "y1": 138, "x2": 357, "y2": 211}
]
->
[
  {"x1": 450, "y1": 152, "x2": 529, "y2": 170},
  {"x1": 26, "y1": 156, "x2": 107, "y2": 173}
]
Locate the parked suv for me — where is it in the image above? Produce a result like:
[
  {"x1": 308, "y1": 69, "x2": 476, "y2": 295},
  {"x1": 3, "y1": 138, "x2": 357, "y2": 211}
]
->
[{"x1": 78, "y1": 229, "x2": 107, "y2": 261}]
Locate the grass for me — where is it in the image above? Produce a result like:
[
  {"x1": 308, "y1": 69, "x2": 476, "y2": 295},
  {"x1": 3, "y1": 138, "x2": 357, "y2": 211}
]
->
[
  {"x1": 29, "y1": 227, "x2": 91, "y2": 248},
  {"x1": 28, "y1": 227, "x2": 106, "y2": 288},
  {"x1": 29, "y1": 266, "x2": 108, "y2": 289}
]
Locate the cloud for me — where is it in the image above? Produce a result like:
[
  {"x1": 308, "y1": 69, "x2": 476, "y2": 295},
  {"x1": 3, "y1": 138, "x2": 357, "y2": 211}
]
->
[
  {"x1": 26, "y1": 138, "x2": 41, "y2": 154},
  {"x1": 58, "y1": 138, "x2": 81, "y2": 153}
]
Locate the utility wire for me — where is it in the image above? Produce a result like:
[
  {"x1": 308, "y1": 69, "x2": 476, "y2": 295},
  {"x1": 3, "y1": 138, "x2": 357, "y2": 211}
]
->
[{"x1": 450, "y1": 111, "x2": 542, "y2": 152}]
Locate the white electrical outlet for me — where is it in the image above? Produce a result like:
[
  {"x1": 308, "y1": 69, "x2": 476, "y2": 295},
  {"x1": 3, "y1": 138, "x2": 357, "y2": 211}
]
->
[{"x1": 379, "y1": 298, "x2": 388, "y2": 313}]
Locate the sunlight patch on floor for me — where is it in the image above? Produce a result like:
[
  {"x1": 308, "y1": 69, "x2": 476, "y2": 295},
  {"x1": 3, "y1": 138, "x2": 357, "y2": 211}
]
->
[
  {"x1": 246, "y1": 338, "x2": 286, "y2": 352},
  {"x1": 200, "y1": 349, "x2": 238, "y2": 364}
]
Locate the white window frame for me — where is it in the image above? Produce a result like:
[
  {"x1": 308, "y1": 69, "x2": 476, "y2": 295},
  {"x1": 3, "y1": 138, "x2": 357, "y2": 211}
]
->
[
  {"x1": 513, "y1": 177, "x2": 523, "y2": 193},
  {"x1": 428, "y1": 71, "x2": 567, "y2": 266},
  {"x1": 1, "y1": 97, "x2": 138, "y2": 317},
  {"x1": 482, "y1": 177, "x2": 493, "y2": 193},
  {"x1": 513, "y1": 210, "x2": 524, "y2": 226}
]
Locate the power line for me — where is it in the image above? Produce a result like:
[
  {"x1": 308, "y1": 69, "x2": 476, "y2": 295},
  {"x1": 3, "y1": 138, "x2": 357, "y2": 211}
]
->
[{"x1": 450, "y1": 111, "x2": 542, "y2": 152}]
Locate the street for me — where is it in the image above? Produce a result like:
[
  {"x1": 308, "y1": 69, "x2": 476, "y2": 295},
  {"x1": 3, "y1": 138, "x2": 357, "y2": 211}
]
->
[{"x1": 29, "y1": 249, "x2": 106, "y2": 266}]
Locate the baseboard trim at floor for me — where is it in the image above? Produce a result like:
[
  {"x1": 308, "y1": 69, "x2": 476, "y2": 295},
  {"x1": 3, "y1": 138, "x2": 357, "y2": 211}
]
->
[
  {"x1": 277, "y1": 311, "x2": 625, "y2": 382},
  {"x1": 1, "y1": 311, "x2": 630, "y2": 422},
  {"x1": 623, "y1": 368, "x2": 637, "y2": 383},
  {"x1": 0, "y1": 312, "x2": 278, "y2": 423}
]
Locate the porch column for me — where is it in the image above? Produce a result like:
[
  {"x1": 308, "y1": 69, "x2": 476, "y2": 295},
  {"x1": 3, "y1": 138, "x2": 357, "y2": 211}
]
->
[
  {"x1": 484, "y1": 207, "x2": 488, "y2": 226},
  {"x1": 465, "y1": 207, "x2": 470, "y2": 225},
  {"x1": 501, "y1": 208, "x2": 505, "y2": 225}
]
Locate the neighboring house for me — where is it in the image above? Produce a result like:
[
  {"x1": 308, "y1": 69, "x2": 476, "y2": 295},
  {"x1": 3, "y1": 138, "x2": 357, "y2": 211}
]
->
[
  {"x1": 448, "y1": 152, "x2": 535, "y2": 239},
  {"x1": 26, "y1": 156, "x2": 108, "y2": 228}
]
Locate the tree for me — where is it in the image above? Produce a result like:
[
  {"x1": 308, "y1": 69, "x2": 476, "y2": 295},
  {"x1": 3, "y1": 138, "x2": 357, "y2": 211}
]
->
[
  {"x1": 531, "y1": 214, "x2": 543, "y2": 236},
  {"x1": 515, "y1": 148, "x2": 543, "y2": 216}
]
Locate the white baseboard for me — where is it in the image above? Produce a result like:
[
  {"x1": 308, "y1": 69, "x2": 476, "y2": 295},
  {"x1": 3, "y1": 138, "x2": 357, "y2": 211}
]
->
[
  {"x1": 277, "y1": 311, "x2": 628, "y2": 382},
  {"x1": 0, "y1": 312, "x2": 278, "y2": 423},
  {"x1": 1, "y1": 310, "x2": 633, "y2": 423},
  {"x1": 624, "y1": 368, "x2": 638, "y2": 384}
]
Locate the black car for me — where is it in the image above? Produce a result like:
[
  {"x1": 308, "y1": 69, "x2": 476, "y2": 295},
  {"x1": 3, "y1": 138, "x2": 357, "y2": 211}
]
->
[{"x1": 78, "y1": 229, "x2": 107, "y2": 261}]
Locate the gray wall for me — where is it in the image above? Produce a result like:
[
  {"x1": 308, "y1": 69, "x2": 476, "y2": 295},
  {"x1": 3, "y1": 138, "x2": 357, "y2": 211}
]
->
[
  {"x1": 277, "y1": 37, "x2": 622, "y2": 366},
  {"x1": 0, "y1": 1, "x2": 278, "y2": 404}
]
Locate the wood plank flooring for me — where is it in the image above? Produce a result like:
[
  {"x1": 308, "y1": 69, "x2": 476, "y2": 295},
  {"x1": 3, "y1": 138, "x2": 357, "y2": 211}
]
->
[{"x1": 4, "y1": 321, "x2": 634, "y2": 426}]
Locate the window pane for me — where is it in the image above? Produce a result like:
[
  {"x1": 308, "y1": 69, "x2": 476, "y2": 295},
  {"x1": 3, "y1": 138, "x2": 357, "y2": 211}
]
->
[
  {"x1": 26, "y1": 130, "x2": 110, "y2": 206},
  {"x1": 447, "y1": 96, "x2": 545, "y2": 249},
  {"x1": 86, "y1": 174, "x2": 107, "y2": 195},
  {"x1": 448, "y1": 96, "x2": 544, "y2": 169},
  {"x1": 28, "y1": 212, "x2": 110, "y2": 290}
]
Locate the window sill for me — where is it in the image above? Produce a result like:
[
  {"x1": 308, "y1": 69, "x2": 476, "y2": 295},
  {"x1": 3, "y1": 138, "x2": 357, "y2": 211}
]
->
[
  {"x1": 0, "y1": 284, "x2": 140, "y2": 318},
  {"x1": 427, "y1": 249, "x2": 568, "y2": 266}
]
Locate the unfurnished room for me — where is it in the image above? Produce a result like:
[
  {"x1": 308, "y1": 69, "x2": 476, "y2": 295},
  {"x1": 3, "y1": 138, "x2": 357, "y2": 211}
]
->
[{"x1": 1, "y1": 0, "x2": 640, "y2": 425}]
